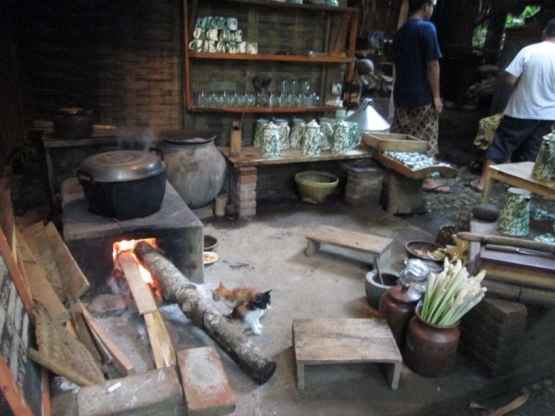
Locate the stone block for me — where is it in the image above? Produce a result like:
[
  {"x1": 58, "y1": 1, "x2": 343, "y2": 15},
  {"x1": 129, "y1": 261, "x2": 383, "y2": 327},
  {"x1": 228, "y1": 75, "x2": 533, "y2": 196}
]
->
[
  {"x1": 236, "y1": 191, "x2": 256, "y2": 201},
  {"x1": 233, "y1": 199, "x2": 257, "y2": 209},
  {"x1": 237, "y1": 175, "x2": 257, "y2": 184},
  {"x1": 236, "y1": 166, "x2": 257, "y2": 176},
  {"x1": 383, "y1": 172, "x2": 426, "y2": 215},
  {"x1": 237, "y1": 182, "x2": 256, "y2": 193},
  {"x1": 474, "y1": 297, "x2": 528, "y2": 324},
  {"x1": 462, "y1": 308, "x2": 526, "y2": 338},
  {"x1": 78, "y1": 367, "x2": 183, "y2": 416},
  {"x1": 177, "y1": 347, "x2": 235, "y2": 416},
  {"x1": 238, "y1": 208, "x2": 256, "y2": 218}
]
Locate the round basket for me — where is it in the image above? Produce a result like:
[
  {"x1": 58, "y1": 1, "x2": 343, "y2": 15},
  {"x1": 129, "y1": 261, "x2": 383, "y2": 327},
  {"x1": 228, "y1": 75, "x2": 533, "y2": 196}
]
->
[{"x1": 295, "y1": 171, "x2": 339, "y2": 205}]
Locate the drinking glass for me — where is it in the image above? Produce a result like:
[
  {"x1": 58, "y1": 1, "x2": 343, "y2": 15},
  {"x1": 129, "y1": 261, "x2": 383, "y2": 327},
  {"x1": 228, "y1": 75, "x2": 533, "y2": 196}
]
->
[
  {"x1": 290, "y1": 79, "x2": 300, "y2": 95},
  {"x1": 301, "y1": 79, "x2": 311, "y2": 94}
]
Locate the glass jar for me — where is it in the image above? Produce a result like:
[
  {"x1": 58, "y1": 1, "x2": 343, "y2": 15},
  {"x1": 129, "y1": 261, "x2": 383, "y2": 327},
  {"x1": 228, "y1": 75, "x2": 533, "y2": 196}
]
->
[{"x1": 399, "y1": 261, "x2": 430, "y2": 293}]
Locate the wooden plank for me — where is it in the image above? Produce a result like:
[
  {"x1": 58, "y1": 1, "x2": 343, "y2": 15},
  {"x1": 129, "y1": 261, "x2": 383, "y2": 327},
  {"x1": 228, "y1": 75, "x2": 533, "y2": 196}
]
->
[
  {"x1": 44, "y1": 222, "x2": 90, "y2": 300},
  {"x1": 306, "y1": 225, "x2": 392, "y2": 256},
  {"x1": 219, "y1": 145, "x2": 374, "y2": 167},
  {"x1": 374, "y1": 153, "x2": 459, "y2": 179},
  {"x1": 21, "y1": 221, "x2": 65, "y2": 301},
  {"x1": 15, "y1": 228, "x2": 69, "y2": 323},
  {"x1": 144, "y1": 312, "x2": 166, "y2": 369},
  {"x1": 0, "y1": 189, "x2": 16, "y2": 256},
  {"x1": 362, "y1": 132, "x2": 427, "y2": 153},
  {"x1": 69, "y1": 305, "x2": 102, "y2": 364},
  {"x1": 152, "y1": 310, "x2": 176, "y2": 367},
  {"x1": 0, "y1": 227, "x2": 33, "y2": 319},
  {"x1": 117, "y1": 252, "x2": 158, "y2": 314},
  {"x1": 80, "y1": 303, "x2": 136, "y2": 377},
  {"x1": 0, "y1": 352, "x2": 34, "y2": 416}
]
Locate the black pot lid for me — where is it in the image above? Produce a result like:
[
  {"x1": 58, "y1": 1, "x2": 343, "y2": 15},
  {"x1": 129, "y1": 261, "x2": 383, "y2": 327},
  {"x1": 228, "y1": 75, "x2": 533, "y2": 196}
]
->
[
  {"x1": 78, "y1": 150, "x2": 166, "y2": 182},
  {"x1": 160, "y1": 129, "x2": 216, "y2": 145}
]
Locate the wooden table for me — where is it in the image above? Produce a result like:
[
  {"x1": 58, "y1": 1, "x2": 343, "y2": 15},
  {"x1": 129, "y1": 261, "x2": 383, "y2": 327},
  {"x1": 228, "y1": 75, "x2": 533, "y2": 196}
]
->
[
  {"x1": 218, "y1": 145, "x2": 374, "y2": 167},
  {"x1": 482, "y1": 161, "x2": 555, "y2": 203},
  {"x1": 293, "y1": 318, "x2": 402, "y2": 391}
]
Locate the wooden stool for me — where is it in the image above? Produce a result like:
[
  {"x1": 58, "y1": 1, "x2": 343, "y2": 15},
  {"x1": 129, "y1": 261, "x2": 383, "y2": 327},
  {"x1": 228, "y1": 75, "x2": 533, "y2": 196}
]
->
[
  {"x1": 293, "y1": 318, "x2": 402, "y2": 390},
  {"x1": 305, "y1": 225, "x2": 392, "y2": 263}
]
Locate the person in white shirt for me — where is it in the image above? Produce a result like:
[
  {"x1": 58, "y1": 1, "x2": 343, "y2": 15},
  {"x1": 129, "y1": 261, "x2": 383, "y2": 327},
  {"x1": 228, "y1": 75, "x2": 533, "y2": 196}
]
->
[{"x1": 469, "y1": 18, "x2": 555, "y2": 192}]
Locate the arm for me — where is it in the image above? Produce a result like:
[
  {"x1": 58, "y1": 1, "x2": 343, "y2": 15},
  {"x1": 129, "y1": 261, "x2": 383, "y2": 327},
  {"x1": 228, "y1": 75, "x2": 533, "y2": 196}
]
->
[
  {"x1": 427, "y1": 59, "x2": 443, "y2": 113},
  {"x1": 505, "y1": 73, "x2": 519, "y2": 86}
]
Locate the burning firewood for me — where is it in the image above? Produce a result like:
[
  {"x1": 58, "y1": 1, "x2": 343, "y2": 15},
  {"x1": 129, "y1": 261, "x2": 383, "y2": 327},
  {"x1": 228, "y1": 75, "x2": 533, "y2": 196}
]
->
[{"x1": 133, "y1": 241, "x2": 277, "y2": 384}]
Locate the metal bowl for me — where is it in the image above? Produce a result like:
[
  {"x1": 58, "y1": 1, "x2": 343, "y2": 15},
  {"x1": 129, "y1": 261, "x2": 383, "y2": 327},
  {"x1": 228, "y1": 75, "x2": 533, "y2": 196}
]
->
[
  {"x1": 405, "y1": 240, "x2": 445, "y2": 262},
  {"x1": 204, "y1": 235, "x2": 219, "y2": 251}
]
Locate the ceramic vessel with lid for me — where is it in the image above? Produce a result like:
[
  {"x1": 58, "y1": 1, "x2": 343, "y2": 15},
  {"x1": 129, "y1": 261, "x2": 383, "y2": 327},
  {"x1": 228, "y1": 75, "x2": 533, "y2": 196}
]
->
[{"x1": 378, "y1": 283, "x2": 422, "y2": 349}]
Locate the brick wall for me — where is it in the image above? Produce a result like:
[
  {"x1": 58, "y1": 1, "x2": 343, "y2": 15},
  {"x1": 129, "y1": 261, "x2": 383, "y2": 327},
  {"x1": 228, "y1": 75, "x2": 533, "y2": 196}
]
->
[{"x1": 13, "y1": 0, "x2": 182, "y2": 132}]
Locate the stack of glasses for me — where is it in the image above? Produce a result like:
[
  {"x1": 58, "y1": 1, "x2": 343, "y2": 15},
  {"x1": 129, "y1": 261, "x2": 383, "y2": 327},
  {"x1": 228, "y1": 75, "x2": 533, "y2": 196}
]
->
[{"x1": 190, "y1": 16, "x2": 258, "y2": 54}]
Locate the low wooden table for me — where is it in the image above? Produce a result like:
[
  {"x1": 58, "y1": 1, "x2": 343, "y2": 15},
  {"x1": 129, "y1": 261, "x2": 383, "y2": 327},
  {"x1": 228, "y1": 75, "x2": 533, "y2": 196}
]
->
[
  {"x1": 482, "y1": 161, "x2": 555, "y2": 203},
  {"x1": 305, "y1": 225, "x2": 392, "y2": 264},
  {"x1": 293, "y1": 318, "x2": 402, "y2": 391}
]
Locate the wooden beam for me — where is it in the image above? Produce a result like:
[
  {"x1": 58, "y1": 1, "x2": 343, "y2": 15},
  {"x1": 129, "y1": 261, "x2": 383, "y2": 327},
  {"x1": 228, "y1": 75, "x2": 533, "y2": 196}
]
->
[
  {"x1": 144, "y1": 312, "x2": 166, "y2": 369},
  {"x1": 0, "y1": 227, "x2": 33, "y2": 320},
  {"x1": 80, "y1": 303, "x2": 136, "y2": 377},
  {"x1": 15, "y1": 228, "x2": 69, "y2": 323},
  {"x1": 0, "y1": 351, "x2": 34, "y2": 416},
  {"x1": 44, "y1": 222, "x2": 90, "y2": 300},
  {"x1": 21, "y1": 222, "x2": 65, "y2": 300},
  {"x1": 117, "y1": 252, "x2": 158, "y2": 314}
]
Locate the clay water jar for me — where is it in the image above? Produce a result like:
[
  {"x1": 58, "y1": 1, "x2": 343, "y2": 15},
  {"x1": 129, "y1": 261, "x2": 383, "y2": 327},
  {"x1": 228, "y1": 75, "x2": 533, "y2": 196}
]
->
[
  {"x1": 403, "y1": 306, "x2": 461, "y2": 377},
  {"x1": 378, "y1": 283, "x2": 421, "y2": 349}
]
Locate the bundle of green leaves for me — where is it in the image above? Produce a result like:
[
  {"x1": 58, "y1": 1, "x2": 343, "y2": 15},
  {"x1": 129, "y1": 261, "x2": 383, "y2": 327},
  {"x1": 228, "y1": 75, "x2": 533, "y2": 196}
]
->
[{"x1": 420, "y1": 259, "x2": 487, "y2": 327}]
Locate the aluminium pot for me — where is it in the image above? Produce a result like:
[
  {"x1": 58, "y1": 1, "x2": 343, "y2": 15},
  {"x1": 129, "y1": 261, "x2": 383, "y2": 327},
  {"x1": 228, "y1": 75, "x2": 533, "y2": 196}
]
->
[
  {"x1": 77, "y1": 149, "x2": 166, "y2": 220},
  {"x1": 53, "y1": 107, "x2": 94, "y2": 139}
]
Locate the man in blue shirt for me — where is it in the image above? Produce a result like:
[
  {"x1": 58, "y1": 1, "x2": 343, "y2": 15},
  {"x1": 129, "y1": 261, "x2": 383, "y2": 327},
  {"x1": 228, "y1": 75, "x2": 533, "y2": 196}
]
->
[{"x1": 392, "y1": 0, "x2": 448, "y2": 193}]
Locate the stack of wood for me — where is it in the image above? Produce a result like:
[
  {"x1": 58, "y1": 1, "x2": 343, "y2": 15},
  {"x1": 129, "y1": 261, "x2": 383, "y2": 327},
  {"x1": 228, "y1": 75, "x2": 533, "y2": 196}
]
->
[
  {"x1": 0, "y1": 188, "x2": 136, "y2": 388},
  {"x1": 459, "y1": 223, "x2": 555, "y2": 308}
]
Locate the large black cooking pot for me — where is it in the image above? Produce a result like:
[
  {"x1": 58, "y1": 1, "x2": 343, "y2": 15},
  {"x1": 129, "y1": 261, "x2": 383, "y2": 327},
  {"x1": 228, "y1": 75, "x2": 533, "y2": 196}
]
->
[
  {"x1": 77, "y1": 149, "x2": 166, "y2": 220},
  {"x1": 54, "y1": 107, "x2": 94, "y2": 139}
]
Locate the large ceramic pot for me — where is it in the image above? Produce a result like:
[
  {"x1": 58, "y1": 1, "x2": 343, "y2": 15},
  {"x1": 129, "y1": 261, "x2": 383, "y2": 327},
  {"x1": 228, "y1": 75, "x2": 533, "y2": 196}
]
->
[
  {"x1": 403, "y1": 306, "x2": 460, "y2": 377},
  {"x1": 77, "y1": 149, "x2": 166, "y2": 220},
  {"x1": 159, "y1": 130, "x2": 227, "y2": 209}
]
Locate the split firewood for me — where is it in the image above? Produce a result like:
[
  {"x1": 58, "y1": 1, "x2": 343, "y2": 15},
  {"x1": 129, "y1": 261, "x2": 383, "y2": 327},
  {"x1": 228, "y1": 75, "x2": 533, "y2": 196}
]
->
[
  {"x1": 134, "y1": 241, "x2": 276, "y2": 384},
  {"x1": 29, "y1": 302, "x2": 105, "y2": 386}
]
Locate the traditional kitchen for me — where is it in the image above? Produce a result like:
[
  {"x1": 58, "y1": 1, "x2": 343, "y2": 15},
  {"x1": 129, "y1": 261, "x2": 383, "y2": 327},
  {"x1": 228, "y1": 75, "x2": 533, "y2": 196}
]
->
[{"x1": 2, "y1": 1, "x2": 555, "y2": 415}]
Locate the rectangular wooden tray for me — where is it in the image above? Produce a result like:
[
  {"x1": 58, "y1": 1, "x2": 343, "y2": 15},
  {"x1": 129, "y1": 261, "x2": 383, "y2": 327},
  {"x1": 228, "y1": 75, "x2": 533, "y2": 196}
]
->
[
  {"x1": 375, "y1": 153, "x2": 458, "y2": 179},
  {"x1": 362, "y1": 133, "x2": 428, "y2": 153}
]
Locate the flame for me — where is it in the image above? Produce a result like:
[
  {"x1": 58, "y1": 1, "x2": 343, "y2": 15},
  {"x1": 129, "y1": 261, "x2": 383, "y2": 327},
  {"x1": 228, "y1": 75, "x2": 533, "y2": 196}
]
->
[{"x1": 113, "y1": 238, "x2": 158, "y2": 285}]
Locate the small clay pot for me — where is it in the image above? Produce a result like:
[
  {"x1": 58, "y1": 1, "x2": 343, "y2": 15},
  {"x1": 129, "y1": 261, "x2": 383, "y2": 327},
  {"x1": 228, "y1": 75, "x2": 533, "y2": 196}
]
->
[{"x1": 365, "y1": 270, "x2": 398, "y2": 309}]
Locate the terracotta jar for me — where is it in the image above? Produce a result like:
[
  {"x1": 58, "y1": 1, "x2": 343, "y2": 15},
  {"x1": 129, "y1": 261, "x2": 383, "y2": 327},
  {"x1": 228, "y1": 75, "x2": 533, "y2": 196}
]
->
[
  {"x1": 378, "y1": 283, "x2": 421, "y2": 349},
  {"x1": 404, "y1": 306, "x2": 461, "y2": 377},
  {"x1": 159, "y1": 130, "x2": 227, "y2": 209}
]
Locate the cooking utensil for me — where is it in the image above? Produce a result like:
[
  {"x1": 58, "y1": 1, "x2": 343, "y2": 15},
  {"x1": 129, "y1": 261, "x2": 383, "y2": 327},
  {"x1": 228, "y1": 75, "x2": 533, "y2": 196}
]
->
[
  {"x1": 405, "y1": 240, "x2": 444, "y2": 262},
  {"x1": 373, "y1": 256, "x2": 384, "y2": 285},
  {"x1": 485, "y1": 244, "x2": 555, "y2": 258},
  {"x1": 77, "y1": 149, "x2": 166, "y2": 220}
]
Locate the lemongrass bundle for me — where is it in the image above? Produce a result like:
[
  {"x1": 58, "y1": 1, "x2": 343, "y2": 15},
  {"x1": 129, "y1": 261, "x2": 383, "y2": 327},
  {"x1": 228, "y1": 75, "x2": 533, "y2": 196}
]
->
[{"x1": 420, "y1": 258, "x2": 486, "y2": 326}]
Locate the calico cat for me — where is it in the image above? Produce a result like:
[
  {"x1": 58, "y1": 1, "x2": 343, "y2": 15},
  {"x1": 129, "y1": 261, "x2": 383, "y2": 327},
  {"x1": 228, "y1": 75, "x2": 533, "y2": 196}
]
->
[
  {"x1": 229, "y1": 290, "x2": 272, "y2": 335},
  {"x1": 212, "y1": 282, "x2": 259, "y2": 309}
]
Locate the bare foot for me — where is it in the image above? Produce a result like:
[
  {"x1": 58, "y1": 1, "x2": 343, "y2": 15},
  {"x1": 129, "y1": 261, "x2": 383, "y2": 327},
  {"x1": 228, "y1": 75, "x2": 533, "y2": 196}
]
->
[{"x1": 468, "y1": 179, "x2": 484, "y2": 192}]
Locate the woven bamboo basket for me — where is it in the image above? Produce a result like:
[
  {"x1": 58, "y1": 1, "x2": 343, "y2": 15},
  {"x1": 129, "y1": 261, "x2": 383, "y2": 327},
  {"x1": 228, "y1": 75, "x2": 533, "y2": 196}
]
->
[{"x1": 295, "y1": 171, "x2": 339, "y2": 205}]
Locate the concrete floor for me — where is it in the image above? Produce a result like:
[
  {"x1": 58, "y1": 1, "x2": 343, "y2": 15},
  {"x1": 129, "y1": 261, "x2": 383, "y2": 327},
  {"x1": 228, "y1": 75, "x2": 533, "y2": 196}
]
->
[{"x1": 73, "y1": 198, "x2": 555, "y2": 416}]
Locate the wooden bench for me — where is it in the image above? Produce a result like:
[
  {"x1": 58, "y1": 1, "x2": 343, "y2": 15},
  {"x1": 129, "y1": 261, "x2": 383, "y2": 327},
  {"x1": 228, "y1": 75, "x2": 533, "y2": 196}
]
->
[
  {"x1": 293, "y1": 318, "x2": 402, "y2": 391},
  {"x1": 305, "y1": 225, "x2": 392, "y2": 263}
]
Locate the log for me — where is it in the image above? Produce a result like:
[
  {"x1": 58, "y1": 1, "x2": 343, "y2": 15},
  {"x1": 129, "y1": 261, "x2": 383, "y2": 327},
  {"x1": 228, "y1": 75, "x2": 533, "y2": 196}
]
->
[{"x1": 134, "y1": 241, "x2": 276, "y2": 384}]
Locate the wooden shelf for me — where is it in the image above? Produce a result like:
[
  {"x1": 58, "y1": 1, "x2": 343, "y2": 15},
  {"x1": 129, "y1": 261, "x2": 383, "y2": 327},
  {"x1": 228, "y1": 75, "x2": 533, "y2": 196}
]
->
[
  {"x1": 212, "y1": 0, "x2": 357, "y2": 13},
  {"x1": 188, "y1": 105, "x2": 341, "y2": 113},
  {"x1": 189, "y1": 52, "x2": 352, "y2": 63}
]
